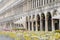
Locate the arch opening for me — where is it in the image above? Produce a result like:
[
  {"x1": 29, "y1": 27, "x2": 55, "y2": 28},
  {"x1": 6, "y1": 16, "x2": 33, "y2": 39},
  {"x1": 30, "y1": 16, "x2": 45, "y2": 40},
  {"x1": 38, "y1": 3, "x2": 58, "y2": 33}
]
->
[
  {"x1": 26, "y1": 16, "x2": 28, "y2": 30},
  {"x1": 47, "y1": 12, "x2": 52, "y2": 31},
  {"x1": 37, "y1": 14, "x2": 40, "y2": 31},
  {"x1": 54, "y1": 19, "x2": 59, "y2": 30},
  {"x1": 41, "y1": 13, "x2": 45, "y2": 31},
  {"x1": 30, "y1": 22, "x2": 32, "y2": 31}
]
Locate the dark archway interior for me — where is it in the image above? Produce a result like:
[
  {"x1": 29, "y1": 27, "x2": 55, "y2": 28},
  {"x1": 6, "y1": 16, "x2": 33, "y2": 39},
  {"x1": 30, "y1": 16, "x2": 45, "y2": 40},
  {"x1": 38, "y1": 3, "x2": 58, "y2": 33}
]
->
[
  {"x1": 33, "y1": 21, "x2": 36, "y2": 31},
  {"x1": 47, "y1": 12, "x2": 52, "y2": 31},
  {"x1": 26, "y1": 22, "x2": 28, "y2": 30},
  {"x1": 37, "y1": 14, "x2": 40, "y2": 31},
  {"x1": 26, "y1": 17, "x2": 28, "y2": 30},
  {"x1": 30, "y1": 22, "x2": 32, "y2": 30},
  {"x1": 41, "y1": 13, "x2": 45, "y2": 31},
  {"x1": 54, "y1": 19, "x2": 59, "y2": 30}
]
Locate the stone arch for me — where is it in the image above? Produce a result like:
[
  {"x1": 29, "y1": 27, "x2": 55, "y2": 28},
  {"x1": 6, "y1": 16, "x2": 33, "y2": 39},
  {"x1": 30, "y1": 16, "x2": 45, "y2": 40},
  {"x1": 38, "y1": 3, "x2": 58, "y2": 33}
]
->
[
  {"x1": 41, "y1": 13, "x2": 45, "y2": 31},
  {"x1": 36, "y1": 14, "x2": 40, "y2": 31},
  {"x1": 47, "y1": 12, "x2": 52, "y2": 31}
]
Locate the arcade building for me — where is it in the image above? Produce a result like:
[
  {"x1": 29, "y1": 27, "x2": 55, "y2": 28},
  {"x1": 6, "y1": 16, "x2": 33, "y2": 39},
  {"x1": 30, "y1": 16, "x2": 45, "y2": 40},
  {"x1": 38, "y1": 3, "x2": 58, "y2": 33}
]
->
[{"x1": 0, "y1": 0, "x2": 60, "y2": 31}]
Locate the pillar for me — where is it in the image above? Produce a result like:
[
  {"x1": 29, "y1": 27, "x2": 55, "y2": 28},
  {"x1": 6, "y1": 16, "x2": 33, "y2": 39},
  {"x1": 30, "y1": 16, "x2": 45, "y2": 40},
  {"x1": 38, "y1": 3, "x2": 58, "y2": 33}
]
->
[
  {"x1": 10, "y1": 23, "x2": 12, "y2": 30},
  {"x1": 40, "y1": 17, "x2": 43, "y2": 31},
  {"x1": 52, "y1": 19, "x2": 55, "y2": 31},
  {"x1": 32, "y1": 21, "x2": 34, "y2": 31},
  {"x1": 43, "y1": 0, "x2": 44, "y2": 6},
  {"x1": 36, "y1": 21, "x2": 38, "y2": 31},
  {"x1": 45, "y1": 17, "x2": 48, "y2": 31},
  {"x1": 35, "y1": 15, "x2": 38, "y2": 31},
  {"x1": 31, "y1": 15, "x2": 34, "y2": 31},
  {"x1": 28, "y1": 16, "x2": 30, "y2": 31}
]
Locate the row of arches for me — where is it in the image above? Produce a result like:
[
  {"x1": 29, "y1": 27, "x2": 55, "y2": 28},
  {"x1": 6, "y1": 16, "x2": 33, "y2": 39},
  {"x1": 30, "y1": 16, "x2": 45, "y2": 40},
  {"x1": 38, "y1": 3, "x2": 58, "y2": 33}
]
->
[{"x1": 26, "y1": 11, "x2": 59, "y2": 31}]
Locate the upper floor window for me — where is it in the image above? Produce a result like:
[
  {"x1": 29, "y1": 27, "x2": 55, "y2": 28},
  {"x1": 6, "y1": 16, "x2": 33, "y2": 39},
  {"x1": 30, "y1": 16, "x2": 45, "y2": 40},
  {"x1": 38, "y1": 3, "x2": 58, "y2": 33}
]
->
[
  {"x1": 37, "y1": 0, "x2": 38, "y2": 7},
  {"x1": 32, "y1": 0, "x2": 35, "y2": 8},
  {"x1": 41, "y1": 0, "x2": 43, "y2": 6},
  {"x1": 53, "y1": 0, "x2": 55, "y2": 2},
  {"x1": 35, "y1": 0, "x2": 36, "y2": 8},
  {"x1": 47, "y1": 0, "x2": 48, "y2": 4},
  {"x1": 39, "y1": 0, "x2": 40, "y2": 6},
  {"x1": 29, "y1": 16, "x2": 31, "y2": 19},
  {"x1": 33, "y1": 15, "x2": 35, "y2": 19},
  {"x1": 50, "y1": 0, "x2": 52, "y2": 3},
  {"x1": 44, "y1": 0, "x2": 45, "y2": 5}
]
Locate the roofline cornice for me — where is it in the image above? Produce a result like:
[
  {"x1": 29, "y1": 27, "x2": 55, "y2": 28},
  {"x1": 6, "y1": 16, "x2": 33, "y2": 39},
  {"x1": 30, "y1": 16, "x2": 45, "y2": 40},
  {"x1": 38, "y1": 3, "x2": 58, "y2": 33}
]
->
[{"x1": 0, "y1": 0, "x2": 25, "y2": 15}]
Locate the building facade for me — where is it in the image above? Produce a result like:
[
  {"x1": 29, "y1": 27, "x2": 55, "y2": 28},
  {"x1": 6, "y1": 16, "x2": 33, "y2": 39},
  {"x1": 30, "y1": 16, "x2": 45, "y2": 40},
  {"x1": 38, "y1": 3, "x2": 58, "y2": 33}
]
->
[{"x1": 0, "y1": 0, "x2": 60, "y2": 31}]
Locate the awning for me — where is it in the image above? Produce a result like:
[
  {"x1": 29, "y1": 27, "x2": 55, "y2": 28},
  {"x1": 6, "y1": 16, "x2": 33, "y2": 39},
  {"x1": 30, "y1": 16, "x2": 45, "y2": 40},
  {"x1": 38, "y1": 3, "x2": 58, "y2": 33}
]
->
[{"x1": 52, "y1": 15, "x2": 60, "y2": 19}]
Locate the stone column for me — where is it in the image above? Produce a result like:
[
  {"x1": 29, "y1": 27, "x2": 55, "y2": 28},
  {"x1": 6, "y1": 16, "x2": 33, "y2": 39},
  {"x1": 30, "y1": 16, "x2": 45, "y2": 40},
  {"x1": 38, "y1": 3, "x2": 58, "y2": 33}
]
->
[
  {"x1": 32, "y1": 21, "x2": 34, "y2": 31},
  {"x1": 28, "y1": 22, "x2": 30, "y2": 31},
  {"x1": 28, "y1": 16, "x2": 30, "y2": 31},
  {"x1": 43, "y1": 0, "x2": 44, "y2": 6},
  {"x1": 10, "y1": 23, "x2": 12, "y2": 30},
  {"x1": 36, "y1": 21, "x2": 38, "y2": 31},
  {"x1": 45, "y1": 17, "x2": 48, "y2": 31},
  {"x1": 40, "y1": 15, "x2": 43, "y2": 31},
  {"x1": 52, "y1": 19, "x2": 55, "y2": 31},
  {"x1": 25, "y1": 20, "x2": 27, "y2": 30},
  {"x1": 35, "y1": 15, "x2": 38, "y2": 31},
  {"x1": 31, "y1": 15, "x2": 34, "y2": 31}
]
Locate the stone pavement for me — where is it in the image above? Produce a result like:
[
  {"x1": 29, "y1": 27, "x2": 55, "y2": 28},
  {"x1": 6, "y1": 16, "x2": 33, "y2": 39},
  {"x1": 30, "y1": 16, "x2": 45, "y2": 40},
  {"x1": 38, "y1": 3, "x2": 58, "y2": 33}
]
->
[{"x1": 0, "y1": 35, "x2": 14, "y2": 40}]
